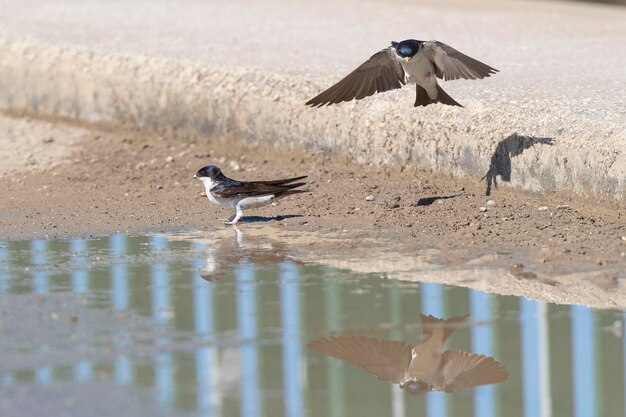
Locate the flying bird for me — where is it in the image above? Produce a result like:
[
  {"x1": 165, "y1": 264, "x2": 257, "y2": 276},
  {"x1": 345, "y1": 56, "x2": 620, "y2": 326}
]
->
[
  {"x1": 306, "y1": 39, "x2": 498, "y2": 108},
  {"x1": 308, "y1": 314, "x2": 508, "y2": 395},
  {"x1": 194, "y1": 165, "x2": 307, "y2": 224}
]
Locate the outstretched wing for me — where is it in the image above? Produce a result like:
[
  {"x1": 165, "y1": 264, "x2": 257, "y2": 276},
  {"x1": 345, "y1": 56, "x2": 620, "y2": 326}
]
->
[
  {"x1": 309, "y1": 335, "x2": 413, "y2": 384},
  {"x1": 421, "y1": 41, "x2": 498, "y2": 81},
  {"x1": 306, "y1": 48, "x2": 406, "y2": 107},
  {"x1": 434, "y1": 349, "x2": 508, "y2": 393}
]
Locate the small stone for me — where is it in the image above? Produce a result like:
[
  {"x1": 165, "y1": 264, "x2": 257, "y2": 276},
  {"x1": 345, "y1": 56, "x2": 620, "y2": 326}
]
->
[
  {"x1": 556, "y1": 205, "x2": 571, "y2": 210},
  {"x1": 388, "y1": 201, "x2": 400, "y2": 209},
  {"x1": 165, "y1": 156, "x2": 174, "y2": 163},
  {"x1": 479, "y1": 206, "x2": 487, "y2": 212},
  {"x1": 621, "y1": 236, "x2": 626, "y2": 241},
  {"x1": 155, "y1": 184, "x2": 164, "y2": 190},
  {"x1": 470, "y1": 222, "x2": 482, "y2": 231},
  {"x1": 149, "y1": 202, "x2": 156, "y2": 206},
  {"x1": 366, "y1": 195, "x2": 375, "y2": 201},
  {"x1": 200, "y1": 192, "x2": 207, "y2": 197},
  {"x1": 538, "y1": 206, "x2": 549, "y2": 211},
  {"x1": 486, "y1": 200, "x2": 495, "y2": 206}
]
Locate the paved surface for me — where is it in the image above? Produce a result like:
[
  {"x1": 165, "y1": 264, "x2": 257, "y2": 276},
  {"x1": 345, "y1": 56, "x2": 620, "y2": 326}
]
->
[{"x1": 0, "y1": 0, "x2": 625, "y2": 198}]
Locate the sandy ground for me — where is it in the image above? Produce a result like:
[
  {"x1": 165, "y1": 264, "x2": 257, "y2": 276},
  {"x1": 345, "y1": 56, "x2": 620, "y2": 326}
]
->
[{"x1": 1, "y1": 113, "x2": 625, "y2": 306}]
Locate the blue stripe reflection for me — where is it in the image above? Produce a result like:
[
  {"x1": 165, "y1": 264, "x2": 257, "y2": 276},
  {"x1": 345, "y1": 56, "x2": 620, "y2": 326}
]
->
[
  {"x1": 571, "y1": 305, "x2": 595, "y2": 417},
  {"x1": 520, "y1": 298, "x2": 550, "y2": 417},
  {"x1": 110, "y1": 234, "x2": 132, "y2": 384},
  {"x1": 280, "y1": 262, "x2": 305, "y2": 417},
  {"x1": 192, "y1": 241, "x2": 220, "y2": 416},
  {"x1": 470, "y1": 290, "x2": 495, "y2": 417},
  {"x1": 150, "y1": 236, "x2": 173, "y2": 406},
  {"x1": 31, "y1": 240, "x2": 51, "y2": 384},
  {"x1": 71, "y1": 239, "x2": 91, "y2": 381},
  {"x1": 420, "y1": 282, "x2": 447, "y2": 417},
  {"x1": 0, "y1": 242, "x2": 9, "y2": 293},
  {"x1": 236, "y1": 262, "x2": 260, "y2": 417}
]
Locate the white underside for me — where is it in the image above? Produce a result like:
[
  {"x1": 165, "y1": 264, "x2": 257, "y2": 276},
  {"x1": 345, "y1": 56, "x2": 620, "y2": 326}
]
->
[{"x1": 400, "y1": 53, "x2": 438, "y2": 99}]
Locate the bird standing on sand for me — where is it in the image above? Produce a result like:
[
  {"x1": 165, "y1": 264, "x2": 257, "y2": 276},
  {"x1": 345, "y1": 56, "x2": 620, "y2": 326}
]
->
[
  {"x1": 308, "y1": 314, "x2": 508, "y2": 395},
  {"x1": 306, "y1": 39, "x2": 498, "y2": 108},
  {"x1": 194, "y1": 165, "x2": 307, "y2": 224}
]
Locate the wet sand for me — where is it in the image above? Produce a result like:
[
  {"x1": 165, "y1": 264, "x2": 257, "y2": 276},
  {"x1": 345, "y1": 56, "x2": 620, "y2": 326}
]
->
[{"x1": 1, "y1": 113, "x2": 625, "y2": 306}]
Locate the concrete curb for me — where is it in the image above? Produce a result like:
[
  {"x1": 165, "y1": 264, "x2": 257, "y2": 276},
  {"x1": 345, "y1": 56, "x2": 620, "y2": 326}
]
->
[{"x1": 1, "y1": 39, "x2": 625, "y2": 199}]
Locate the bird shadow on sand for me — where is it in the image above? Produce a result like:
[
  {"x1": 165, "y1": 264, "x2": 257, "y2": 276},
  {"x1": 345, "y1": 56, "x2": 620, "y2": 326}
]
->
[
  {"x1": 416, "y1": 192, "x2": 464, "y2": 206},
  {"x1": 482, "y1": 133, "x2": 554, "y2": 196},
  {"x1": 238, "y1": 214, "x2": 303, "y2": 224}
]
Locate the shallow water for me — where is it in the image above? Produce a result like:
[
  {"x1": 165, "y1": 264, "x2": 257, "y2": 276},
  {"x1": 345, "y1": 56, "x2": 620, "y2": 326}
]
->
[{"x1": 0, "y1": 229, "x2": 624, "y2": 417}]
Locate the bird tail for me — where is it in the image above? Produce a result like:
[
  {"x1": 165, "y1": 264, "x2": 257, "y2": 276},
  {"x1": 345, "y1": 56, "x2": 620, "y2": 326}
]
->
[
  {"x1": 420, "y1": 314, "x2": 469, "y2": 343},
  {"x1": 414, "y1": 84, "x2": 463, "y2": 108},
  {"x1": 258, "y1": 175, "x2": 308, "y2": 186}
]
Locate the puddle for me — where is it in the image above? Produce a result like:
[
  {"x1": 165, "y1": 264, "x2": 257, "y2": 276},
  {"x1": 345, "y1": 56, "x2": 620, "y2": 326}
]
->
[{"x1": 0, "y1": 229, "x2": 625, "y2": 417}]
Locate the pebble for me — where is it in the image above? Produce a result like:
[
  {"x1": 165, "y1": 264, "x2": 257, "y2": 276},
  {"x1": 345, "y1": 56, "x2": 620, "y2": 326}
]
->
[
  {"x1": 165, "y1": 156, "x2": 174, "y2": 163},
  {"x1": 366, "y1": 195, "x2": 375, "y2": 201},
  {"x1": 486, "y1": 200, "x2": 495, "y2": 206},
  {"x1": 538, "y1": 206, "x2": 549, "y2": 211},
  {"x1": 470, "y1": 222, "x2": 482, "y2": 231},
  {"x1": 479, "y1": 206, "x2": 487, "y2": 212},
  {"x1": 155, "y1": 184, "x2": 164, "y2": 190}
]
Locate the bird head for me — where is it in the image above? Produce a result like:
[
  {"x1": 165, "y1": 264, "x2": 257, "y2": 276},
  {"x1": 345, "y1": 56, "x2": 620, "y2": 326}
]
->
[
  {"x1": 401, "y1": 380, "x2": 431, "y2": 396},
  {"x1": 391, "y1": 39, "x2": 421, "y2": 60},
  {"x1": 194, "y1": 165, "x2": 225, "y2": 181}
]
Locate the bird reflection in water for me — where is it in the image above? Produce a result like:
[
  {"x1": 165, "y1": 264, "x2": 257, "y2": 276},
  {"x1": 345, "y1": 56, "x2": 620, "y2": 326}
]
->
[
  {"x1": 200, "y1": 225, "x2": 303, "y2": 282},
  {"x1": 309, "y1": 314, "x2": 508, "y2": 395}
]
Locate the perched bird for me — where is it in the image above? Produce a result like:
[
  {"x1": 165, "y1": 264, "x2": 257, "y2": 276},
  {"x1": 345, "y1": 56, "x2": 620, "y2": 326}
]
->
[
  {"x1": 193, "y1": 165, "x2": 307, "y2": 224},
  {"x1": 308, "y1": 314, "x2": 508, "y2": 395},
  {"x1": 306, "y1": 39, "x2": 498, "y2": 108}
]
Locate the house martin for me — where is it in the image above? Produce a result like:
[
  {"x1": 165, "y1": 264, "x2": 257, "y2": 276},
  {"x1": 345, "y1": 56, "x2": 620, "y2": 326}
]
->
[
  {"x1": 306, "y1": 39, "x2": 498, "y2": 108},
  {"x1": 194, "y1": 165, "x2": 307, "y2": 224},
  {"x1": 309, "y1": 314, "x2": 508, "y2": 395}
]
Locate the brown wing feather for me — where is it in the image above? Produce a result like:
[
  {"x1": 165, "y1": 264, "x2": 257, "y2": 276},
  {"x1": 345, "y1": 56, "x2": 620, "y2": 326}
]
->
[
  {"x1": 422, "y1": 41, "x2": 498, "y2": 82},
  {"x1": 306, "y1": 48, "x2": 406, "y2": 107},
  {"x1": 435, "y1": 349, "x2": 508, "y2": 392},
  {"x1": 309, "y1": 336, "x2": 413, "y2": 384},
  {"x1": 211, "y1": 181, "x2": 306, "y2": 199}
]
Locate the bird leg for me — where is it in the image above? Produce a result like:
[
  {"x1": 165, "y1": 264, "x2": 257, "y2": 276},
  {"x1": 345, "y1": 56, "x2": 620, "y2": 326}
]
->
[{"x1": 223, "y1": 205, "x2": 244, "y2": 225}]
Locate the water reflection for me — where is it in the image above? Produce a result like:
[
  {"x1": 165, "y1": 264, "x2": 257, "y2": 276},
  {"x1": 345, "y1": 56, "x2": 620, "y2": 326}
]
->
[
  {"x1": 0, "y1": 231, "x2": 623, "y2": 417},
  {"x1": 309, "y1": 314, "x2": 508, "y2": 395},
  {"x1": 200, "y1": 225, "x2": 302, "y2": 282}
]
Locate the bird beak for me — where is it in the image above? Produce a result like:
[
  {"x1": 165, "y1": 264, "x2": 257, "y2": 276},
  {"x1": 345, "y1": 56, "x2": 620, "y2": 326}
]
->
[{"x1": 193, "y1": 174, "x2": 197, "y2": 179}]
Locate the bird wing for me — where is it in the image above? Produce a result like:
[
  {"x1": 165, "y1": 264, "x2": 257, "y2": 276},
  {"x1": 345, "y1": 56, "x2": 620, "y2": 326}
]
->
[
  {"x1": 421, "y1": 41, "x2": 498, "y2": 81},
  {"x1": 308, "y1": 335, "x2": 414, "y2": 384},
  {"x1": 306, "y1": 48, "x2": 406, "y2": 107},
  {"x1": 434, "y1": 349, "x2": 508, "y2": 393},
  {"x1": 211, "y1": 179, "x2": 306, "y2": 198}
]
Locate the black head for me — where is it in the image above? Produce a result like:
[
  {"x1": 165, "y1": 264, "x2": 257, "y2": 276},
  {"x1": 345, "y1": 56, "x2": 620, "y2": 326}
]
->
[
  {"x1": 391, "y1": 39, "x2": 421, "y2": 59},
  {"x1": 194, "y1": 165, "x2": 226, "y2": 180}
]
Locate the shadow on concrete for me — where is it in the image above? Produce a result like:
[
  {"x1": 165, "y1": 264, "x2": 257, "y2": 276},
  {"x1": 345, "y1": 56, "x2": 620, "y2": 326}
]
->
[
  {"x1": 482, "y1": 133, "x2": 554, "y2": 196},
  {"x1": 239, "y1": 214, "x2": 303, "y2": 223},
  {"x1": 416, "y1": 192, "x2": 464, "y2": 206}
]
